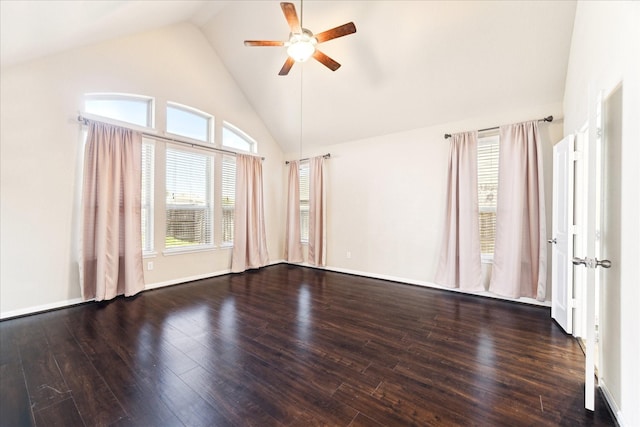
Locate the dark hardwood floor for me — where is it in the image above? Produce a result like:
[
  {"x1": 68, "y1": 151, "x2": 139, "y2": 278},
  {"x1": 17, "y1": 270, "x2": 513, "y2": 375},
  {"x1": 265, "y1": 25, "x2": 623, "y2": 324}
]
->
[{"x1": 1, "y1": 264, "x2": 615, "y2": 426}]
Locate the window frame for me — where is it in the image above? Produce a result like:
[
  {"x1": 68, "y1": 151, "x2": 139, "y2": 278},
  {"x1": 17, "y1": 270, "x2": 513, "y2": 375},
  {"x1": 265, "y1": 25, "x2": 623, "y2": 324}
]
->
[
  {"x1": 477, "y1": 133, "x2": 500, "y2": 262},
  {"x1": 83, "y1": 93, "x2": 156, "y2": 256},
  {"x1": 83, "y1": 94, "x2": 259, "y2": 255},
  {"x1": 141, "y1": 138, "x2": 156, "y2": 255},
  {"x1": 222, "y1": 121, "x2": 257, "y2": 153},
  {"x1": 220, "y1": 155, "x2": 236, "y2": 247},
  {"x1": 84, "y1": 92, "x2": 154, "y2": 128},
  {"x1": 299, "y1": 161, "x2": 310, "y2": 244},
  {"x1": 166, "y1": 102, "x2": 214, "y2": 144},
  {"x1": 164, "y1": 144, "x2": 215, "y2": 253}
]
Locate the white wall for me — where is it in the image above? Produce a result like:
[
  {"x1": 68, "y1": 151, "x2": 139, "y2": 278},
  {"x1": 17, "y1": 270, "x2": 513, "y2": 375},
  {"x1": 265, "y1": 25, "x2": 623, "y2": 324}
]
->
[
  {"x1": 0, "y1": 23, "x2": 285, "y2": 317},
  {"x1": 288, "y1": 102, "x2": 563, "y2": 304},
  {"x1": 563, "y1": 1, "x2": 640, "y2": 425}
]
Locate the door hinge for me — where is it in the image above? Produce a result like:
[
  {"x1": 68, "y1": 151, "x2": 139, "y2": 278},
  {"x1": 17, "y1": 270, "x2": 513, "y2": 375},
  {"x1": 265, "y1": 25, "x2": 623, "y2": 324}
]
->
[
  {"x1": 570, "y1": 298, "x2": 579, "y2": 309},
  {"x1": 570, "y1": 224, "x2": 580, "y2": 234},
  {"x1": 571, "y1": 151, "x2": 583, "y2": 161}
]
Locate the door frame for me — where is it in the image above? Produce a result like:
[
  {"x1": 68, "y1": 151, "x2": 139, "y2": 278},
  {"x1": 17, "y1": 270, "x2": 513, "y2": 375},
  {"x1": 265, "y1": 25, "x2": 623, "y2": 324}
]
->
[{"x1": 550, "y1": 134, "x2": 575, "y2": 334}]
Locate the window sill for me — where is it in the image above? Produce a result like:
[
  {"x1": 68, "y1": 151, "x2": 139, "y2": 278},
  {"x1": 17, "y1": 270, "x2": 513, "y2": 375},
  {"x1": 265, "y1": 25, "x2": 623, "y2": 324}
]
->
[
  {"x1": 143, "y1": 251, "x2": 158, "y2": 259},
  {"x1": 163, "y1": 245, "x2": 216, "y2": 256},
  {"x1": 481, "y1": 255, "x2": 494, "y2": 264}
]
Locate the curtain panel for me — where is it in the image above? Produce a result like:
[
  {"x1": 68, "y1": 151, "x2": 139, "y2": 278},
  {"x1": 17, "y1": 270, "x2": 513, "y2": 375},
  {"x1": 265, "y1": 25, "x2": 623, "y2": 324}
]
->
[
  {"x1": 81, "y1": 121, "x2": 145, "y2": 301},
  {"x1": 490, "y1": 121, "x2": 547, "y2": 300},
  {"x1": 285, "y1": 160, "x2": 303, "y2": 262},
  {"x1": 308, "y1": 156, "x2": 327, "y2": 266},
  {"x1": 434, "y1": 131, "x2": 483, "y2": 291},
  {"x1": 231, "y1": 154, "x2": 269, "y2": 272}
]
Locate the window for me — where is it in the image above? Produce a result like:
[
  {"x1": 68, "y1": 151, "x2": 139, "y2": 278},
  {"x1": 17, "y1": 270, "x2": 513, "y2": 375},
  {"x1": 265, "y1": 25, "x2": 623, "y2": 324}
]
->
[
  {"x1": 165, "y1": 146, "x2": 213, "y2": 250},
  {"x1": 299, "y1": 162, "x2": 310, "y2": 243},
  {"x1": 221, "y1": 156, "x2": 236, "y2": 245},
  {"x1": 223, "y1": 121, "x2": 256, "y2": 153},
  {"x1": 84, "y1": 95, "x2": 258, "y2": 253},
  {"x1": 85, "y1": 93, "x2": 153, "y2": 127},
  {"x1": 141, "y1": 139, "x2": 155, "y2": 253},
  {"x1": 477, "y1": 135, "x2": 499, "y2": 258},
  {"x1": 84, "y1": 93, "x2": 155, "y2": 254},
  {"x1": 166, "y1": 103, "x2": 212, "y2": 142}
]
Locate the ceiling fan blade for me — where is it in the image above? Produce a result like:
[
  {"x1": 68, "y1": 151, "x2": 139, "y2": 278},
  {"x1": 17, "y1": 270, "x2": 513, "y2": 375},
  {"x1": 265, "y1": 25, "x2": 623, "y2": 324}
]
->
[
  {"x1": 314, "y1": 22, "x2": 357, "y2": 43},
  {"x1": 312, "y1": 50, "x2": 341, "y2": 71},
  {"x1": 279, "y1": 57, "x2": 296, "y2": 76},
  {"x1": 244, "y1": 40, "x2": 286, "y2": 47},
  {"x1": 281, "y1": 2, "x2": 301, "y2": 34}
]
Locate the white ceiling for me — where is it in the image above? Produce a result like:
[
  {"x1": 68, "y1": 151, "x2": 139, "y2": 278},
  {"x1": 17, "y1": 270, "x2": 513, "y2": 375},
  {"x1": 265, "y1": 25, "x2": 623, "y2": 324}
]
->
[{"x1": 1, "y1": 1, "x2": 577, "y2": 153}]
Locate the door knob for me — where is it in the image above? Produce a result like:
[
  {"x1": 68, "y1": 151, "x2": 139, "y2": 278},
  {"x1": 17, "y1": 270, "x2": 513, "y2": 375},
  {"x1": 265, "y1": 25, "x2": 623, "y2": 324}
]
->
[
  {"x1": 572, "y1": 257, "x2": 612, "y2": 268},
  {"x1": 572, "y1": 257, "x2": 586, "y2": 266},
  {"x1": 548, "y1": 238, "x2": 557, "y2": 244}
]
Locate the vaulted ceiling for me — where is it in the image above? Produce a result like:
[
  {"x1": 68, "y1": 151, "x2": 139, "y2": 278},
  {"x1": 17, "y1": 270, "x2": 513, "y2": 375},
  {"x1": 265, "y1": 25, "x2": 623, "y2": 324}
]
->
[{"x1": 1, "y1": 1, "x2": 577, "y2": 153}]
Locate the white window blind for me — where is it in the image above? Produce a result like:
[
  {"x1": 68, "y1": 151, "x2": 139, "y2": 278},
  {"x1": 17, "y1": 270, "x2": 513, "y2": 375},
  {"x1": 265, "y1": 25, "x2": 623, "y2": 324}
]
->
[
  {"x1": 141, "y1": 139, "x2": 155, "y2": 253},
  {"x1": 299, "y1": 162, "x2": 310, "y2": 243},
  {"x1": 165, "y1": 147, "x2": 213, "y2": 249},
  {"x1": 477, "y1": 136, "x2": 499, "y2": 256},
  {"x1": 221, "y1": 155, "x2": 236, "y2": 245}
]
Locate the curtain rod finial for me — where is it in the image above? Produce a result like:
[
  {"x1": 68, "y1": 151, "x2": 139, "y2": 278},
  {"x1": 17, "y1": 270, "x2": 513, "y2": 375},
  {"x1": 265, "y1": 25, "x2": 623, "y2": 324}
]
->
[{"x1": 444, "y1": 133, "x2": 452, "y2": 139}]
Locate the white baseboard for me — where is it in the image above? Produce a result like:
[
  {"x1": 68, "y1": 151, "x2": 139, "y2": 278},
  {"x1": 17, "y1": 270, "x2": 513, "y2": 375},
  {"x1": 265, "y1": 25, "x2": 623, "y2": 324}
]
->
[
  {"x1": 144, "y1": 270, "x2": 232, "y2": 291},
  {"x1": 145, "y1": 259, "x2": 286, "y2": 291},
  {"x1": 0, "y1": 259, "x2": 287, "y2": 320},
  {"x1": 1, "y1": 260, "x2": 546, "y2": 320},
  {"x1": 1, "y1": 298, "x2": 86, "y2": 320},
  {"x1": 599, "y1": 379, "x2": 624, "y2": 426},
  {"x1": 297, "y1": 263, "x2": 551, "y2": 307}
]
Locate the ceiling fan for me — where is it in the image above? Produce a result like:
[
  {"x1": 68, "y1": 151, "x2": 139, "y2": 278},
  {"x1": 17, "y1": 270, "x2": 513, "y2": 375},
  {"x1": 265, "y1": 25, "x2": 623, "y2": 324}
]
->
[{"x1": 244, "y1": 2, "x2": 356, "y2": 76}]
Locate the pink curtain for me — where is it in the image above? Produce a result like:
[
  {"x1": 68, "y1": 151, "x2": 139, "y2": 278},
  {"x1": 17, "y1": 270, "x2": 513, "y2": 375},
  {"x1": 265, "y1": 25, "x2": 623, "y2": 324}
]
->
[
  {"x1": 231, "y1": 154, "x2": 269, "y2": 272},
  {"x1": 82, "y1": 121, "x2": 145, "y2": 301},
  {"x1": 308, "y1": 156, "x2": 327, "y2": 266},
  {"x1": 490, "y1": 121, "x2": 547, "y2": 300},
  {"x1": 284, "y1": 160, "x2": 303, "y2": 262},
  {"x1": 434, "y1": 131, "x2": 483, "y2": 291}
]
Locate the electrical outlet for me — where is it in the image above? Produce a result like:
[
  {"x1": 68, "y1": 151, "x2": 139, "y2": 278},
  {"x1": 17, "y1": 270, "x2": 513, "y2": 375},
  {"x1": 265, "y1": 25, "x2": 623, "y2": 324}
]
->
[
  {"x1": 346, "y1": 251, "x2": 351, "y2": 259},
  {"x1": 147, "y1": 261, "x2": 153, "y2": 271}
]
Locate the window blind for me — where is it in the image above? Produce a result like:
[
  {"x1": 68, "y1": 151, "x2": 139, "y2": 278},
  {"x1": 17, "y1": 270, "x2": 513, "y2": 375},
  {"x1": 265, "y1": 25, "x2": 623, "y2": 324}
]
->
[
  {"x1": 141, "y1": 140, "x2": 155, "y2": 253},
  {"x1": 299, "y1": 162, "x2": 310, "y2": 243},
  {"x1": 477, "y1": 137, "x2": 499, "y2": 255},
  {"x1": 165, "y1": 147, "x2": 213, "y2": 249},
  {"x1": 221, "y1": 155, "x2": 236, "y2": 244}
]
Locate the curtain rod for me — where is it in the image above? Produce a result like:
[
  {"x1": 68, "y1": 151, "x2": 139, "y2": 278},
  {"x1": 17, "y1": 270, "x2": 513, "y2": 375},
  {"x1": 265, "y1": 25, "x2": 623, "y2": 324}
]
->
[
  {"x1": 443, "y1": 116, "x2": 553, "y2": 139},
  {"x1": 285, "y1": 153, "x2": 331, "y2": 165},
  {"x1": 77, "y1": 115, "x2": 265, "y2": 160}
]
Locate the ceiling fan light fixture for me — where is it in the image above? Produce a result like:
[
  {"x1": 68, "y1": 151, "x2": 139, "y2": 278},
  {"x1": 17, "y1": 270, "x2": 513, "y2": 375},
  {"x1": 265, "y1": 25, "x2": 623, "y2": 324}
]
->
[{"x1": 287, "y1": 30, "x2": 317, "y2": 62}]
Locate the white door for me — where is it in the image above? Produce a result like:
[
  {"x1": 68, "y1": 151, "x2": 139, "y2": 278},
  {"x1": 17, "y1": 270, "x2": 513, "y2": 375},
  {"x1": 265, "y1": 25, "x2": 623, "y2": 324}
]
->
[
  {"x1": 550, "y1": 135, "x2": 575, "y2": 334},
  {"x1": 573, "y1": 84, "x2": 621, "y2": 411},
  {"x1": 598, "y1": 84, "x2": 623, "y2": 412}
]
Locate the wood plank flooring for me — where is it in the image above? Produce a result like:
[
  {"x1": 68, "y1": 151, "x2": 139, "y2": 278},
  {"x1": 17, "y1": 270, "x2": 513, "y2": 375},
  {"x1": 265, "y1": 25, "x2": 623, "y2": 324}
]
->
[{"x1": 0, "y1": 264, "x2": 615, "y2": 426}]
